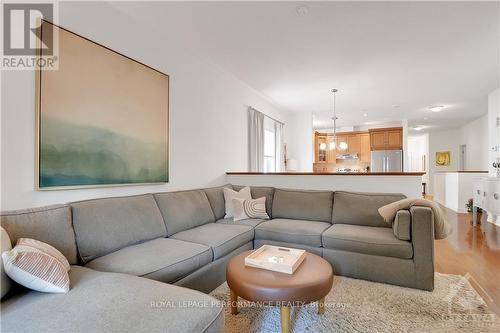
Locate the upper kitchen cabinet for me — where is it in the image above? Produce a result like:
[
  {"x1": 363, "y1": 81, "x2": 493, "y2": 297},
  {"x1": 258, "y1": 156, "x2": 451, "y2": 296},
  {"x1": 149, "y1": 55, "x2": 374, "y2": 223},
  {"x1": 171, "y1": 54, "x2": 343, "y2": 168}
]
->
[
  {"x1": 347, "y1": 134, "x2": 361, "y2": 155},
  {"x1": 369, "y1": 127, "x2": 403, "y2": 150},
  {"x1": 314, "y1": 132, "x2": 329, "y2": 163},
  {"x1": 359, "y1": 133, "x2": 370, "y2": 162}
]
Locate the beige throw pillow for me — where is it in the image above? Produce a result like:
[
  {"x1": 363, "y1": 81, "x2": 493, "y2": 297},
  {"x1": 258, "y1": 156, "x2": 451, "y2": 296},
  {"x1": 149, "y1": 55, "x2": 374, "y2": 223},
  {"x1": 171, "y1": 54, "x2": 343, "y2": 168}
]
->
[
  {"x1": 232, "y1": 197, "x2": 270, "y2": 221},
  {"x1": 223, "y1": 187, "x2": 252, "y2": 218},
  {"x1": 2, "y1": 239, "x2": 70, "y2": 293}
]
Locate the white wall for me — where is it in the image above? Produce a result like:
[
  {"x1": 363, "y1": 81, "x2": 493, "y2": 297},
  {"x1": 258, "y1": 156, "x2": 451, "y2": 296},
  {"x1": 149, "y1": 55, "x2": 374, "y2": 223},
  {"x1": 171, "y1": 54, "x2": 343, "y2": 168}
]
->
[
  {"x1": 0, "y1": 2, "x2": 287, "y2": 210},
  {"x1": 427, "y1": 114, "x2": 489, "y2": 194},
  {"x1": 460, "y1": 114, "x2": 489, "y2": 171},
  {"x1": 488, "y1": 88, "x2": 500, "y2": 176},
  {"x1": 285, "y1": 112, "x2": 313, "y2": 171},
  {"x1": 407, "y1": 134, "x2": 429, "y2": 183},
  {"x1": 427, "y1": 128, "x2": 461, "y2": 194}
]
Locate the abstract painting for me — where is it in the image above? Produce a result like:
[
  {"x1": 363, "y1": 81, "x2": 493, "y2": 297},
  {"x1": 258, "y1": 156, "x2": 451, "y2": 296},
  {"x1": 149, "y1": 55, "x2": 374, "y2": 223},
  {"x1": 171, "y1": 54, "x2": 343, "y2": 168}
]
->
[
  {"x1": 36, "y1": 21, "x2": 169, "y2": 189},
  {"x1": 435, "y1": 151, "x2": 451, "y2": 166}
]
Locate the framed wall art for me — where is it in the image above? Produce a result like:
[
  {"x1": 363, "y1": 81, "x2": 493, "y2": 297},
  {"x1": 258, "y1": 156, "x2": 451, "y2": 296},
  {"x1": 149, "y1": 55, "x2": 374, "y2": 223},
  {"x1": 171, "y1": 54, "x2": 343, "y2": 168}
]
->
[{"x1": 36, "y1": 20, "x2": 169, "y2": 189}]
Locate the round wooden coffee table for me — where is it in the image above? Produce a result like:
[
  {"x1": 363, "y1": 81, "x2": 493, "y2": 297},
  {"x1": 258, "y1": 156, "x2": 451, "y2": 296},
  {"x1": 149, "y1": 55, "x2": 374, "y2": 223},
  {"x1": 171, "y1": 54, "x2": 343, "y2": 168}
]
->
[{"x1": 226, "y1": 250, "x2": 334, "y2": 333}]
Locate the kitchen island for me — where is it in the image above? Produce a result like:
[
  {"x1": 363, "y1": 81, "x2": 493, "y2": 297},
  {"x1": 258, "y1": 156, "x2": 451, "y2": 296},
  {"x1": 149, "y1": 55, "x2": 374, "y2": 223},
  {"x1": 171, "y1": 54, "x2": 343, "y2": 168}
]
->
[{"x1": 226, "y1": 172, "x2": 425, "y2": 198}]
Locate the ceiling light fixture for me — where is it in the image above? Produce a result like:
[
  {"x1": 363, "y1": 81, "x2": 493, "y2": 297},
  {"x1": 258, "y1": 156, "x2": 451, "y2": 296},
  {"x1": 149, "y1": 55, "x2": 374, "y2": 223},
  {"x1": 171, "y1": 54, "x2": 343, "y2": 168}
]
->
[
  {"x1": 413, "y1": 126, "x2": 424, "y2": 131},
  {"x1": 428, "y1": 105, "x2": 445, "y2": 112},
  {"x1": 329, "y1": 89, "x2": 348, "y2": 151},
  {"x1": 363, "y1": 113, "x2": 368, "y2": 117}
]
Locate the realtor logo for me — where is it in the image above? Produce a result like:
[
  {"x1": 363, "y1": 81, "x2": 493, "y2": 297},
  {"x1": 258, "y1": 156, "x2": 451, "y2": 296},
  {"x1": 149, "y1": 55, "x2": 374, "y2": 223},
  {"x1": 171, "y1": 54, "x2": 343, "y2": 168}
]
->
[
  {"x1": 2, "y1": 2, "x2": 58, "y2": 69},
  {"x1": 3, "y1": 3, "x2": 53, "y2": 55}
]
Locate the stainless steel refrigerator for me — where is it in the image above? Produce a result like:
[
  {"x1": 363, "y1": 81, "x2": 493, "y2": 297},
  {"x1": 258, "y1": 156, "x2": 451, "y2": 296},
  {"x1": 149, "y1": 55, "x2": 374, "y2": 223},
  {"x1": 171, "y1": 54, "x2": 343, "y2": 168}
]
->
[{"x1": 370, "y1": 150, "x2": 403, "y2": 172}]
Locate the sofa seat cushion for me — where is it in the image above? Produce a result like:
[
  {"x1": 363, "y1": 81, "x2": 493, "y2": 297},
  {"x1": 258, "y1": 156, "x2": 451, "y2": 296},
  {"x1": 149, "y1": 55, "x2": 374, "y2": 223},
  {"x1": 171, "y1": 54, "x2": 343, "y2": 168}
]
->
[
  {"x1": 85, "y1": 238, "x2": 212, "y2": 283},
  {"x1": 216, "y1": 217, "x2": 266, "y2": 228},
  {"x1": 1, "y1": 266, "x2": 223, "y2": 333},
  {"x1": 322, "y1": 224, "x2": 413, "y2": 259},
  {"x1": 255, "y1": 219, "x2": 331, "y2": 247},
  {"x1": 171, "y1": 223, "x2": 254, "y2": 260}
]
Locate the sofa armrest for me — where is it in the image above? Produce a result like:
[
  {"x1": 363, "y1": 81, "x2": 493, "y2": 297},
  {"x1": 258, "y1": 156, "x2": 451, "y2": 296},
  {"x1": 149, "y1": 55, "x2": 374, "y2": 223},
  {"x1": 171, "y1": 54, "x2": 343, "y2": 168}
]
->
[
  {"x1": 392, "y1": 210, "x2": 411, "y2": 241},
  {"x1": 409, "y1": 206, "x2": 435, "y2": 291}
]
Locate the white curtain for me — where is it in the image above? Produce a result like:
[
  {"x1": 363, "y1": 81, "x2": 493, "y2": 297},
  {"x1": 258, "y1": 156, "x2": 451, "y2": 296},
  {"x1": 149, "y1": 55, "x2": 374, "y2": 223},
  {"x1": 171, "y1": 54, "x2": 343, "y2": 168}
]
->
[
  {"x1": 275, "y1": 122, "x2": 284, "y2": 172},
  {"x1": 248, "y1": 107, "x2": 264, "y2": 172}
]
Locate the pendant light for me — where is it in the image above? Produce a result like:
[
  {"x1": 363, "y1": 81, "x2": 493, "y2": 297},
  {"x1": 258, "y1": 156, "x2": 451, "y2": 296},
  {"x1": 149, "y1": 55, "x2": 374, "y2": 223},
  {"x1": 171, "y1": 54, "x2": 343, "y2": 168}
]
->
[
  {"x1": 330, "y1": 88, "x2": 348, "y2": 151},
  {"x1": 329, "y1": 89, "x2": 338, "y2": 150}
]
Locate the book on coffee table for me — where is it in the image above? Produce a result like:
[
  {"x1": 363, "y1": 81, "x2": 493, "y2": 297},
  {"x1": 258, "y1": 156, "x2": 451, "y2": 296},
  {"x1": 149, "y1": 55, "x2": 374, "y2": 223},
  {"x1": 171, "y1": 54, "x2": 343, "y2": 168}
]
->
[{"x1": 244, "y1": 245, "x2": 306, "y2": 274}]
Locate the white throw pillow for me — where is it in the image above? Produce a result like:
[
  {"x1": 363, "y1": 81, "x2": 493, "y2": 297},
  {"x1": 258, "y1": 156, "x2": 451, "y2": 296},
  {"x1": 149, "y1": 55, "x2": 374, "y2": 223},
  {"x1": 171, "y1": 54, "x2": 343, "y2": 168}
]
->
[
  {"x1": 2, "y1": 239, "x2": 70, "y2": 293},
  {"x1": 232, "y1": 197, "x2": 270, "y2": 221},
  {"x1": 223, "y1": 187, "x2": 252, "y2": 218}
]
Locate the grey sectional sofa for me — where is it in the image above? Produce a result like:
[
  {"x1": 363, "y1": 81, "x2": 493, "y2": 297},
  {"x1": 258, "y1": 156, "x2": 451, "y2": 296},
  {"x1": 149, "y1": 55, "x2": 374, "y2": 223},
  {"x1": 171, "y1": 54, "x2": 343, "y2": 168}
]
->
[{"x1": 0, "y1": 185, "x2": 435, "y2": 332}]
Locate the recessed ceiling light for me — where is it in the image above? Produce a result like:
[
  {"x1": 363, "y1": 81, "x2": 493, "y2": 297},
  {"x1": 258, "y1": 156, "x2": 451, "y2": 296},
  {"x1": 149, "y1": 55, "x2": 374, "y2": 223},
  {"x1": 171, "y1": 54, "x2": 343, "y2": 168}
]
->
[
  {"x1": 413, "y1": 126, "x2": 424, "y2": 131},
  {"x1": 296, "y1": 5, "x2": 309, "y2": 16},
  {"x1": 428, "y1": 105, "x2": 445, "y2": 112},
  {"x1": 363, "y1": 113, "x2": 368, "y2": 117}
]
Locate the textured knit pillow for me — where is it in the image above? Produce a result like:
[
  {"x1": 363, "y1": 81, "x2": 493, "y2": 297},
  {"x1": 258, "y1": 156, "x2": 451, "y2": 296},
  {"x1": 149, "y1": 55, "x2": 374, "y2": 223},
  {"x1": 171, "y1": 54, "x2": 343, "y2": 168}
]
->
[
  {"x1": 2, "y1": 239, "x2": 70, "y2": 293},
  {"x1": 17, "y1": 238, "x2": 70, "y2": 271},
  {"x1": 223, "y1": 187, "x2": 252, "y2": 218},
  {"x1": 232, "y1": 197, "x2": 270, "y2": 221}
]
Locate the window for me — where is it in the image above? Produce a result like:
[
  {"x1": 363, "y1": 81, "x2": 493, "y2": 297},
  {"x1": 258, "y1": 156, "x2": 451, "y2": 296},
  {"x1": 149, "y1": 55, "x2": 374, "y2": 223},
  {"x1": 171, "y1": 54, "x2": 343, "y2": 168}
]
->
[{"x1": 264, "y1": 129, "x2": 276, "y2": 172}]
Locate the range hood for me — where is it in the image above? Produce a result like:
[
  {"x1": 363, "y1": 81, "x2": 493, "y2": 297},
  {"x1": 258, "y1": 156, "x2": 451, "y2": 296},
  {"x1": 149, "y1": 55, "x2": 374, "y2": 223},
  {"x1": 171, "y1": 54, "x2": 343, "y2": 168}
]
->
[{"x1": 336, "y1": 153, "x2": 359, "y2": 160}]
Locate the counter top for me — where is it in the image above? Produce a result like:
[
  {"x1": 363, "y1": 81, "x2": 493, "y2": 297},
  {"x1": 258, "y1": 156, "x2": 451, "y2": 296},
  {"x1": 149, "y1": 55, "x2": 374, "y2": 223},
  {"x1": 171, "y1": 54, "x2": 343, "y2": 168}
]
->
[
  {"x1": 434, "y1": 171, "x2": 488, "y2": 174},
  {"x1": 226, "y1": 172, "x2": 426, "y2": 176}
]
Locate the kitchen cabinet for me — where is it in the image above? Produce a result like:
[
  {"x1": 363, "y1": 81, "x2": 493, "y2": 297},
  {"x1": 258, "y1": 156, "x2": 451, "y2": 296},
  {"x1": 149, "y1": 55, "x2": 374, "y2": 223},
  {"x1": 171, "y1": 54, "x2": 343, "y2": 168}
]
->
[
  {"x1": 314, "y1": 133, "x2": 329, "y2": 163},
  {"x1": 347, "y1": 135, "x2": 361, "y2": 155},
  {"x1": 313, "y1": 163, "x2": 336, "y2": 173},
  {"x1": 369, "y1": 127, "x2": 403, "y2": 150},
  {"x1": 314, "y1": 131, "x2": 370, "y2": 163},
  {"x1": 359, "y1": 133, "x2": 370, "y2": 163}
]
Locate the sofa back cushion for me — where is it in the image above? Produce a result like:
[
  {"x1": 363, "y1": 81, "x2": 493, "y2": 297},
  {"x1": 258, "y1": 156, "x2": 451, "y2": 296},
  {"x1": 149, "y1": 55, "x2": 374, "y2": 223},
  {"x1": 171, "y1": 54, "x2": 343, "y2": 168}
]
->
[
  {"x1": 272, "y1": 189, "x2": 334, "y2": 222},
  {"x1": 0, "y1": 205, "x2": 78, "y2": 265},
  {"x1": 154, "y1": 190, "x2": 215, "y2": 236},
  {"x1": 232, "y1": 185, "x2": 275, "y2": 217},
  {"x1": 203, "y1": 185, "x2": 232, "y2": 220},
  {"x1": 1, "y1": 227, "x2": 12, "y2": 299},
  {"x1": 71, "y1": 195, "x2": 166, "y2": 263},
  {"x1": 332, "y1": 191, "x2": 406, "y2": 227}
]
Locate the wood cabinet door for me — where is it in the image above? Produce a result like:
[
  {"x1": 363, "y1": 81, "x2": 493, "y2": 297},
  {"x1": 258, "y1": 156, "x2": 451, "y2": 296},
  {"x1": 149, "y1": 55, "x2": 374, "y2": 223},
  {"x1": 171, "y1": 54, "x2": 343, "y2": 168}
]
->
[
  {"x1": 326, "y1": 135, "x2": 336, "y2": 162},
  {"x1": 336, "y1": 135, "x2": 348, "y2": 153},
  {"x1": 360, "y1": 133, "x2": 370, "y2": 162},
  {"x1": 370, "y1": 131, "x2": 386, "y2": 150},
  {"x1": 347, "y1": 134, "x2": 361, "y2": 155},
  {"x1": 386, "y1": 129, "x2": 402, "y2": 149},
  {"x1": 315, "y1": 134, "x2": 328, "y2": 162}
]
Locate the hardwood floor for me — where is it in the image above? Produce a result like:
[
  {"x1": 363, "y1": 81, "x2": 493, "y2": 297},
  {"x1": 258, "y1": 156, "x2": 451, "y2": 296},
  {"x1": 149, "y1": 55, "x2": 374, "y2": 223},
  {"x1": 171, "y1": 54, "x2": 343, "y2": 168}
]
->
[{"x1": 435, "y1": 207, "x2": 500, "y2": 315}]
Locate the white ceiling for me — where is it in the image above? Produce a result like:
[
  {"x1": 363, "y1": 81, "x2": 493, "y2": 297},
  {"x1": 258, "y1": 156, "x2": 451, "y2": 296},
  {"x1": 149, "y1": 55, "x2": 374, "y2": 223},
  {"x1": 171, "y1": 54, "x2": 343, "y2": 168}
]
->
[{"x1": 110, "y1": 1, "x2": 499, "y2": 132}]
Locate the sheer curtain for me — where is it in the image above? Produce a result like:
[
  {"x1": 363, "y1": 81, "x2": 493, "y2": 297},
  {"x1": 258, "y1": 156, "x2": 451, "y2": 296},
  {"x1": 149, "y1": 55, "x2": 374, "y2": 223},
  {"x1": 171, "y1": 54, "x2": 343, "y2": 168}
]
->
[
  {"x1": 275, "y1": 122, "x2": 284, "y2": 172},
  {"x1": 248, "y1": 107, "x2": 264, "y2": 172}
]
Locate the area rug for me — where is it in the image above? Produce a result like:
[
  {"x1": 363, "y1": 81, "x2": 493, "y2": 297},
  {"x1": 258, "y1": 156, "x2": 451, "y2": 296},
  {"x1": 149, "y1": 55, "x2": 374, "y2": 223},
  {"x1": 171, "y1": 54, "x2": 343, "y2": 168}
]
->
[{"x1": 210, "y1": 273, "x2": 498, "y2": 332}]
